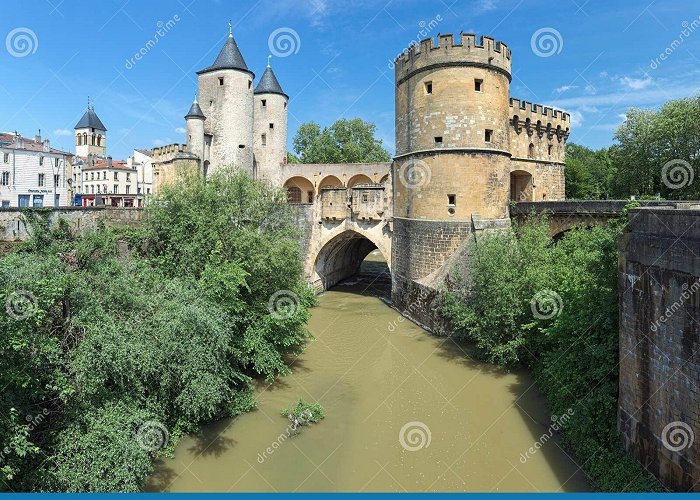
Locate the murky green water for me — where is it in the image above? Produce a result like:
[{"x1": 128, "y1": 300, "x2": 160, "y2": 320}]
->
[{"x1": 149, "y1": 251, "x2": 589, "y2": 492}]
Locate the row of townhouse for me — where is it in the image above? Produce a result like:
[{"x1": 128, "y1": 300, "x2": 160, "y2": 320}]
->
[{"x1": 1, "y1": 105, "x2": 154, "y2": 209}]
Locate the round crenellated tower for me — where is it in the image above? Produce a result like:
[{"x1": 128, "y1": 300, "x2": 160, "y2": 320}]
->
[
  {"x1": 197, "y1": 31, "x2": 255, "y2": 175},
  {"x1": 253, "y1": 62, "x2": 288, "y2": 185},
  {"x1": 393, "y1": 33, "x2": 513, "y2": 221}
]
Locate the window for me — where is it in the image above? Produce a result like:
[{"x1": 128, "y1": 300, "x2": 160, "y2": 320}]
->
[
  {"x1": 55, "y1": 158, "x2": 60, "y2": 168},
  {"x1": 125, "y1": 186, "x2": 130, "y2": 194},
  {"x1": 18, "y1": 195, "x2": 30, "y2": 208},
  {"x1": 103, "y1": 172, "x2": 107, "y2": 180},
  {"x1": 114, "y1": 172, "x2": 118, "y2": 181},
  {"x1": 147, "y1": 188, "x2": 151, "y2": 194},
  {"x1": 261, "y1": 99, "x2": 267, "y2": 107},
  {"x1": 126, "y1": 173, "x2": 131, "y2": 182},
  {"x1": 1, "y1": 172, "x2": 9, "y2": 186},
  {"x1": 238, "y1": 144, "x2": 245, "y2": 149},
  {"x1": 434, "y1": 136, "x2": 443, "y2": 144},
  {"x1": 219, "y1": 77, "x2": 224, "y2": 86},
  {"x1": 284, "y1": 102, "x2": 287, "y2": 109},
  {"x1": 85, "y1": 173, "x2": 88, "y2": 180},
  {"x1": 91, "y1": 185, "x2": 94, "y2": 194},
  {"x1": 475, "y1": 79, "x2": 483, "y2": 92},
  {"x1": 4, "y1": 153, "x2": 9, "y2": 163},
  {"x1": 425, "y1": 81, "x2": 433, "y2": 94},
  {"x1": 548, "y1": 144, "x2": 553, "y2": 156},
  {"x1": 269, "y1": 123, "x2": 274, "y2": 129},
  {"x1": 447, "y1": 194, "x2": 456, "y2": 206},
  {"x1": 528, "y1": 143, "x2": 535, "y2": 159},
  {"x1": 91, "y1": 173, "x2": 94, "y2": 180},
  {"x1": 362, "y1": 193, "x2": 369, "y2": 203},
  {"x1": 261, "y1": 134, "x2": 267, "y2": 146},
  {"x1": 248, "y1": 80, "x2": 252, "y2": 89},
  {"x1": 287, "y1": 187, "x2": 301, "y2": 204},
  {"x1": 32, "y1": 195, "x2": 43, "y2": 208},
  {"x1": 1, "y1": 201, "x2": 9, "y2": 208},
  {"x1": 39, "y1": 156, "x2": 44, "y2": 166},
  {"x1": 38, "y1": 173, "x2": 45, "y2": 187},
  {"x1": 138, "y1": 187, "x2": 142, "y2": 194},
  {"x1": 485, "y1": 129, "x2": 493, "y2": 142},
  {"x1": 54, "y1": 174, "x2": 60, "y2": 188},
  {"x1": 114, "y1": 184, "x2": 119, "y2": 193}
]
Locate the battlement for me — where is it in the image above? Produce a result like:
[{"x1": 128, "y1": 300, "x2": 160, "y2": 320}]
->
[
  {"x1": 395, "y1": 33, "x2": 512, "y2": 82},
  {"x1": 509, "y1": 98, "x2": 570, "y2": 122},
  {"x1": 509, "y1": 98, "x2": 570, "y2": 141}
]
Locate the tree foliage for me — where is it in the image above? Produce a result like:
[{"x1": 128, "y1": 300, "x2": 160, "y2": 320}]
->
[
  {"x1": 443, "y1": 215, "x2": 660, "y2": 491},
  {"x1": 292, "y1": 118, "x2": 391, "y2": 164},
  {"x1": 0, "y1": 169, "x2": 312, "y2": 491}
]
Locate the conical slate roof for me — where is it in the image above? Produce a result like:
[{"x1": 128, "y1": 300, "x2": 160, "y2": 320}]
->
[
  {"x1": 75, "y1": 107, "x2": 107, "y2": 131},
  {"x1": 254, "y1": 66, "x2": 287, "y2": 98},
  {"x1": 197, "y1": 34, "x2": 253, "y2": 76},
  {"x1": 185, "y1": 99, "x2": 205, "y2": 120}
]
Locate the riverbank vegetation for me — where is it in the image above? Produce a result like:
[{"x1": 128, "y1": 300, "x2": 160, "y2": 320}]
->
[
  {"x1": 0, "y1": 170, "x2": 313, "y2": 491},
  {"x1": 443, "y1": 213, "x2": 660, "y2": 491},
  {"x1": 566, "y1": 95, "x2": 700, "y2": 200}
]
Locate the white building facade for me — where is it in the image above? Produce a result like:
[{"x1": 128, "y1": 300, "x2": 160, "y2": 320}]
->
[{"x1": 0, "y1": 132, "x2": 73, "y2": 208}]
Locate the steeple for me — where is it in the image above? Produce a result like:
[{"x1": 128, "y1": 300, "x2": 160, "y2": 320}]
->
[
  {"x1": 75, "y1": 104, "x2": 107, "y2": 131},
  {"x1": 254, "y1": 63, "x2": 287, "y2": 98},
  {"x1": 197, "y1": 24, "x2": 252, "y2": 76}
]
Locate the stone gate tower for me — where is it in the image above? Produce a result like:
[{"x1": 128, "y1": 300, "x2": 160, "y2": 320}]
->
[
  {"x1": 196, "y1": 31, "x2": 255, "y2": 175},
  {"x1": 253, "y1": 62, "x2": 289, "y2": 185},
  {"x1": 390, "y1": 33, "x2": 569, "y2": 316}
]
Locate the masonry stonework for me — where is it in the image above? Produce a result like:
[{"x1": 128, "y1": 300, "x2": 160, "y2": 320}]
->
[{"x1": 618, "y1": 208, "x2": 700, "y2": 492}]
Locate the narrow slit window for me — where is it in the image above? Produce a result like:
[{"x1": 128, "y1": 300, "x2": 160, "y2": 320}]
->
[
  {"x1": 219, "y1": 77, "x2": 224, "y2": 86},
  {"x1": 262, "y1": 99, "x2": 267, "y2": 107},
  {"x1": 269, "y1": 123, "x2": 274, "y2": 129},
  {"x1": 434, "y1": 136, "x2": 443, "y2": 144},
  {"x1": 548, "y1": 144, "x2": 553, "y2": 156},
  {"x1": 425, "y1": 81, "x2": 433, "y2": 94},
  {"x1": 261, "y1": 134, "x2": 267, "y2": 146},
  {"x1": 447, "y1": 194, "x2": 456, "y2": 206},
  {"x1": 475, "y1": 79, "x2": 483, "y2": 92},
  {"x1": 485, "y1": 129, "x2": 493, "y2": 142}
]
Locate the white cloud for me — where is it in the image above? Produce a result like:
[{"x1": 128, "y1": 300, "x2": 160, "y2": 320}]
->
[
  {"x1": 175, "y1": 127, "x2": 186, "y2": 134},
  {"x1": 554, "y1": 85, "x2": 578, "y2": 95},
  {"x1": 569, "y1": 110, "x2": 584, "y2": 127},
  {"x1": 584, "y1": 84, "x2": 597, "y2": 95},
  {"x1": 618, "y1": 76, "x2": 653, "y2": 90},
  {"x1": 53, "y1": 129, "x2": 72, "y2": 137},
  {"x1": 474, "y1": 0, "x2": 498, "y2": 14}
]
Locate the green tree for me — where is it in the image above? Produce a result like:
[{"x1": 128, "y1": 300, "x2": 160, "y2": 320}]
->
[
  {"x1": 565, "y1": 143, "x2": 617, "y2": 199},
  {"x1": 292, "y1": 118, "x2": 391, "y2": 163}
]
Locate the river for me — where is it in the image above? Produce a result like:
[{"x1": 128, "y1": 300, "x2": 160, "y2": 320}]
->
[{"x1": 149, "y1": 251, "x2": 589, "y2": 492}]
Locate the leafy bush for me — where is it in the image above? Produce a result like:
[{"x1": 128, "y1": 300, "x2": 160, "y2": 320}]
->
[
  {"x1": 281, "y1": 400, "x2": 325, "y2": 428},
  {"x1": 0, "y1": 168, "x2": 312, "y2": 491},
  {"x1": 443, "y1": 215, "x2": 660, "y2": 491}
]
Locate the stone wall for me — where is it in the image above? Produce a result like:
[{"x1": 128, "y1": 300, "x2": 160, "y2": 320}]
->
[
  {"x1": 0, "y1": 208, "x2": 144, "y2": 242},
  {"x1": 618, "y1": 207, "x2": 700, "y2": 491}
]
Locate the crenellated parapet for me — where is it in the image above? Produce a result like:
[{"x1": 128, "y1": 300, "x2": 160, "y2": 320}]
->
[
  {"x1": 394, "y1": 33, "x2": 512, "y2": 84},
  {"x1": 509, "y1": 98, "x2": 570, "y2": 141}
]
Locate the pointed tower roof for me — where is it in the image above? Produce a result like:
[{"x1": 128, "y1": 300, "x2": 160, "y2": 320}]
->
[
  {"x1": 75, "y1": 107, "x2": 107, "y2": 131},
  {"x1": 185, "y1": 97, "x2": 206, "y2": 120},
  {"x1": 197, "y1": 32, "x2": 253, "y2": 77},
  {"x1": 254, "y1": 65, "x2": 288, "y2": 98}
]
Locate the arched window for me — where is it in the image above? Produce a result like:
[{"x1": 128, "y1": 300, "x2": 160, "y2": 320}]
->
[
  {"x1": 528, "y1": 143, "x2": 535, "y2": 159},
  {"x1": 77, "y1": 135, "x2": 81, "y2": 146},
  {"x1": 97, "y1": 135, "x2": 102, "y2": 147},
  {"x1": 83, "y1": 133, "x2": 87, "y2": 145},
  {"x1": 287, "y1": 186, "x2": 302, "y2": 204}
]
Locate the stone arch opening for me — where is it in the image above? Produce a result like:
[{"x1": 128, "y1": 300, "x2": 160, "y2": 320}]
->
[
  {"x1": 379, "y1": 174, "x2": 389, "y2": 185},
  {"x1": 284, "y1": 176, "x2": 314, "y2": 204},
  {"x1": 318, "y1": 175, "x2": 343, "y2": 192},
  {"x1": 348, "y1": 174, "x2": 374, "y2": 188},
  {"x1": 313, "y1": 230, "x2": 390, "y2": 290},
  {"x1": 510, "y1": 170, "x2": 534, "y2": 202}
]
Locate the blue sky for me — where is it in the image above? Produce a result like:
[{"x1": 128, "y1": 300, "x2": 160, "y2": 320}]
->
[{"x1": 1, "y1": 0, "x2": 699, "y2": 160}]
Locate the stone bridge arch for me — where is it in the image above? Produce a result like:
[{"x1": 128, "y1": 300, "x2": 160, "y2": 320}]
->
[{"x1": 308, "y1": 225, "x2": 392, "y2": 291}]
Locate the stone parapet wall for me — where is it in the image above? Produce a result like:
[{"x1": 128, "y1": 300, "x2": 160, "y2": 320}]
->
[{"x1": 618, "y1": 207, "x2": 700, "y2": 492}]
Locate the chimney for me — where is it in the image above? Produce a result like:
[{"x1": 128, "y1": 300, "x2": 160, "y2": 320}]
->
[
  {"x1": 107, "y1": 156, "x2": 113, "y2": 168},
  {"x1": 43, "y1": 139, "x2": 50, "y2": 152}
]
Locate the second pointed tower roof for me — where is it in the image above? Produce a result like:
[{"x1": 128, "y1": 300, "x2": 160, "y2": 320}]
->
[
  {"x1": 197, "y1": 33, "x2": 253, "y2": 77},
  {"x1": 254, "y1": 66, "x2": 288, "y2": 99},
  {"x1": 75, "y1": 107, "x2": 107, "y2": 131}
]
